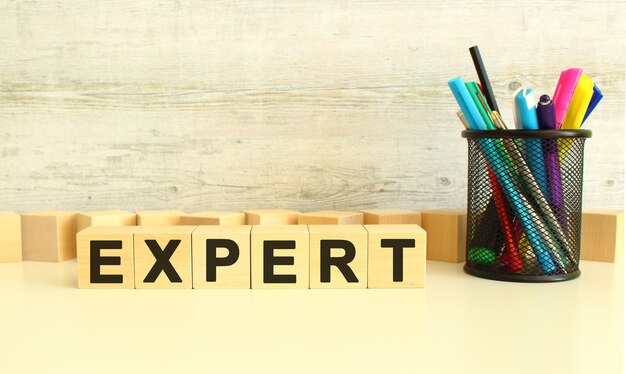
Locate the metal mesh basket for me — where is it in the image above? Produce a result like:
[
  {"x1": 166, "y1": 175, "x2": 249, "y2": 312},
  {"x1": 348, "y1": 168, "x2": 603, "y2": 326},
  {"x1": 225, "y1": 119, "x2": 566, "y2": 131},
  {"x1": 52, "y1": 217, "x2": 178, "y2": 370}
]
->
[{"x1": 462, "y1": 129, "x2": 592, "y2": 282}]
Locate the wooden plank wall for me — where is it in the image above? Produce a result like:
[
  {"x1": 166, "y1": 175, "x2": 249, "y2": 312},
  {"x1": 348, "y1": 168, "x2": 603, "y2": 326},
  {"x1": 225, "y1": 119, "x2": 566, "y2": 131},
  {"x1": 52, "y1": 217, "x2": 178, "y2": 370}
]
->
[{"x1": 0, "y1": 1, "x2": 623, "y2": 212}]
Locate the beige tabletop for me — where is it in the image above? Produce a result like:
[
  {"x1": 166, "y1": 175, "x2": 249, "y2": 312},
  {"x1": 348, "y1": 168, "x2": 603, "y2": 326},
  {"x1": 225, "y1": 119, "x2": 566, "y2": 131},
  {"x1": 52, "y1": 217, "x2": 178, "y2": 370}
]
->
[{"x1": 0, "y1": 259, "x2": 622, "y2": 373}]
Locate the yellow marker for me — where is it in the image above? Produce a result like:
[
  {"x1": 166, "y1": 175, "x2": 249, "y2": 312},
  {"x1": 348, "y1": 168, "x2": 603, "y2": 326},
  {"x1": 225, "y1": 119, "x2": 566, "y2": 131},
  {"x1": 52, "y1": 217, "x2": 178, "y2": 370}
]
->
[
  {"x1": 518, "y1": 234, "x2": 538, "y2": 273},
  {"x1": 561, "y1": 75, "x2": 594, "y2": 130},
  {"x1": 559, "y1": 75, "x2": 595, "y2": 161}
]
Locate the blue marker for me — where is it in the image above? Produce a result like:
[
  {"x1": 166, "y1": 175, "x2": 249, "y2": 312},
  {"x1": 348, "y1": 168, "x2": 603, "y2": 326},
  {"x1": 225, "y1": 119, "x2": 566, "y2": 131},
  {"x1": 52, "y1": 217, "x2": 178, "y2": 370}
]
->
[
  {"x1": 514, "y1": 88, "x2": 550, "y2": 197},
  {"x1": 448, "y1": 77, "x2": 487, "y2": 130},
  {"x1": 581, "y1": 84, "x2": 603, "y2": 125},
  {"x1": 514, "y1": 88, "x2": 540, "y2": 130}
]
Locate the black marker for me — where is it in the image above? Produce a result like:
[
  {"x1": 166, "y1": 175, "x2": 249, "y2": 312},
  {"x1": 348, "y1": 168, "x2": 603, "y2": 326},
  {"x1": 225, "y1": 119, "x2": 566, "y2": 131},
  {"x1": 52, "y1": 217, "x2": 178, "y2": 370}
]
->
[{"x1": 469, "y1": 45, "x2": 500, "y2": 113}]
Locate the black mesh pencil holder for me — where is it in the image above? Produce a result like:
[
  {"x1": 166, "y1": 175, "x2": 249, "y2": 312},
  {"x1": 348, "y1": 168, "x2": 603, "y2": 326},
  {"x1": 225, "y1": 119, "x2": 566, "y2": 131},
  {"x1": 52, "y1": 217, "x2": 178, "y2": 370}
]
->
[{"x1": 462, "y1": 129, "x2": 592, "y2": 282}]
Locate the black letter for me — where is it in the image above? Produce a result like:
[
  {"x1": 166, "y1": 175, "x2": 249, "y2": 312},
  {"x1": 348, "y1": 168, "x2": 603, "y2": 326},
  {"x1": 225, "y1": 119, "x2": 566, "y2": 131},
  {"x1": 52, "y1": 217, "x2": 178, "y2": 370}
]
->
[
  {"x1": 320, "y1": 240, "x2": 358, "y2": 283},
  {"x1": 206, "y1": 239, "x2": 240, "y2": 282},
  {"x1": 143, "y1": 239, "x2": 182, "y2": 283},
  {"x1": 381, "y1": 239, "x2": 415, "y2": 282},
  {"x1": 263, "y1": 240, "x2": 296, "y2": 283},
  {"x1": 90, "y1": 240, "x2": 123, "y2": 284}
]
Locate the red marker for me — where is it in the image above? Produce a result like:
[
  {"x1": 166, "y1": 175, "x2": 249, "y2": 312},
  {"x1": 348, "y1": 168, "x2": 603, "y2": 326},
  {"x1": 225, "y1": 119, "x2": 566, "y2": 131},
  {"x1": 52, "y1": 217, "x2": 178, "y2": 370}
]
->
[{"x1": 487, "y1": 166, "x2": 522, "y2": 272}]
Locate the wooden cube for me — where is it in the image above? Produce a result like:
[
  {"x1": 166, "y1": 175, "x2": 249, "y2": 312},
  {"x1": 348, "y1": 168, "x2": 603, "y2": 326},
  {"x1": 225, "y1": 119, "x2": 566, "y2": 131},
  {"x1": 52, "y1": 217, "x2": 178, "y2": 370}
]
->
[
  {"x1": 243, "y1": 209, "x2": 299, "y2": 225},
  {"x1": 136, "y1": 210, "x2": 184, "y2": 226},
  {"x1": 421, "y1": 209, "x2": 467, "y2": 263},
  {"x1": 180, "y1": 211, "x2": 245, "y2": 226},
  {"x1": 0, "y1": 212, "x2": 21, "y2": 263},
  {"x1": 297, "y1": 210, "x2": 364, "y2": 225},
  {"x1": 76, "y1": 210, "x2": 137, "y2": 233},
  {"x1": 21, "y1": 211, "x2": 78, "y2": 262},
  {"x1": 251, "y1": 225, "x2": 309, "y2": 289},
  {"x1": 192, "y1": 225, "x2": 251, "y2": 288},
  {"x1": 309, "y1": 225, "x2": 367, "y2": 289},
  {"x1": 365, "y1": 224, "x2": 426, "y2": 288},
  {"x1": 580, "y1": 209, "x2": 624, "y2": 263},
  {"x1": 361, "y1": 209, "x2": 421, "y2": 225},
  {"x1": 134, "y1": 226, "x2": 195, "y2": 289},
  {"x1": 77, "y1": 226, "x2": 140, "y2": 289}
]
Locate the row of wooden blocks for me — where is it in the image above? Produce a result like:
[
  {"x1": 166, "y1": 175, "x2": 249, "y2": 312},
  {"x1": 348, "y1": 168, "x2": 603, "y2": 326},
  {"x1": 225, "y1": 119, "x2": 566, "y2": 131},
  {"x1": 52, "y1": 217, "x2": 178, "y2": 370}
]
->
[
  {"x1": 78, "y1": 224, "x2": 425, "y2": 289},
  {"x1": 0, "y1": 208, "x2": 428, "y2": 262},
  {"x1": 0, "y1": 208, "x2": 622, "y2": 264}
]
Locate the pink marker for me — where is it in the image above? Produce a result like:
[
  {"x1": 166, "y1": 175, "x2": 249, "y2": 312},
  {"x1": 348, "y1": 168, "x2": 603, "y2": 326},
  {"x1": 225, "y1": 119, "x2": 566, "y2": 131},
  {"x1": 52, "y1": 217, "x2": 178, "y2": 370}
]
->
[{"x1": 553, "y1": 67, "x2": 583, "y2": 128}]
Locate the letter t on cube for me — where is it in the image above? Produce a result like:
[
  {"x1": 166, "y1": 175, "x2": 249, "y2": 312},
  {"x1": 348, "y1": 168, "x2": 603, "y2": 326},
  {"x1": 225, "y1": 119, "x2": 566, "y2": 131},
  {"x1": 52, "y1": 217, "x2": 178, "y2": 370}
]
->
[{"x1": 365, "y1": 224, "x2": 426, "y2": 288}]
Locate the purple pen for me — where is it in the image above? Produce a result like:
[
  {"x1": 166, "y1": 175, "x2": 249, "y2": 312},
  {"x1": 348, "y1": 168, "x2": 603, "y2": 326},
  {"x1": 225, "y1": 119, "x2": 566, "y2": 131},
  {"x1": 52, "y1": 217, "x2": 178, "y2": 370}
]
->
[
  {"x1": 537, "y1": 95, "x2": 556, "y2": 130},
  {"x1": 537, "y1": 95, "x2": 567, "y2": 232}
]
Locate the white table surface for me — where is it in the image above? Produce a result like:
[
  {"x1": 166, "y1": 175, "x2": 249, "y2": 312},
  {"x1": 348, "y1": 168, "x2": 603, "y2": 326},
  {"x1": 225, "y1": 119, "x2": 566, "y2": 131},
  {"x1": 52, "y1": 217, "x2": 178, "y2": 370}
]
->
[{"x1": 0, "y1": 259, "x2": 622, "y2": 373}]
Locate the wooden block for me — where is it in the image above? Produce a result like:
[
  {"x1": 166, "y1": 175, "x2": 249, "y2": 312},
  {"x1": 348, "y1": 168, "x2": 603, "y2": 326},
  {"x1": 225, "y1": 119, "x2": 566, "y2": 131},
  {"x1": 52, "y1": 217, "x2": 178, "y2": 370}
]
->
[
  {"x1": 21, "y1": 211, "x2": 78, "y2": 262},
  {"x1": 76, "y1": 210, "x2": 137, "y2": 233},
  {"x1": 308, "y1": 225, "x2": 367, "y2": 289},
  {"x1": 134, "y1": 226, "x2": 195, "y2": 289},
  {"x1": 180, "y1": 211, "x2": 245, "y2": 226},
  {"x1": 361, "y1": 209, "x2": 421, "y2": 225},
  {"x1": 297, "y1": 210, "x2": 364, "y2": 225},
  {"x1": 136, "y1": 210, "x2": 184, "y2": 226},
  {"x1": 77, "y1": 226, "x2": 140, "y2": 289},
  {"x1": 243, "y1": 209, "x2": 299, "y2": 225},
  {"x1": 365, "y1": 224, "x2": 426, "y2": 288},
  {"x1": 0, "y1": 212, "x2": 21, "y2": 263},
  {"x1": 421, "y1": 209, "x2": 467, "y2": 263},
  {"x1": 580, "y1": 209, "x2": 624, "y2": 263},
  {"x1": 251, "y1": 225, "x2": 309, "y2": 289},
  {"x1": 192, "y1": 225, "x2": 251, "y2": 288}
]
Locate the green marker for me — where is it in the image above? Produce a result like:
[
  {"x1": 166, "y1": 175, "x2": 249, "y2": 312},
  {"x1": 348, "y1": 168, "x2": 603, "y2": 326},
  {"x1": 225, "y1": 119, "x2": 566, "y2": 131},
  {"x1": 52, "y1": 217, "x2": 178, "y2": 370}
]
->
[
  {"x1": 465, "y1": 81, "x2": 496, "y2": 130},
  {"x1": 468, "y1": 247, "x2": 497, "y2": 265}
]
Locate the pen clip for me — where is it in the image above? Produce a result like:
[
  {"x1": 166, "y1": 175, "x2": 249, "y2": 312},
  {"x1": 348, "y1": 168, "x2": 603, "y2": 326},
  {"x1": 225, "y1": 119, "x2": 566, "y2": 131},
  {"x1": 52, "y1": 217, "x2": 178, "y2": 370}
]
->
[{"x1": 491, "y1": 111, "x2": 508, "y2": 129}]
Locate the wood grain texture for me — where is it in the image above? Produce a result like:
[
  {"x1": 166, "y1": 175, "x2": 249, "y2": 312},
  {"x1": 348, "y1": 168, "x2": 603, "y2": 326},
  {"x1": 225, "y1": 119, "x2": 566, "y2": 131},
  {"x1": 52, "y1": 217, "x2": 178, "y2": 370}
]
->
[
  {"x1": 134, "y1": 225, "x2": 195, "y2": 289},
  {"x1": 77, "y1": 225, "x2": 140, "y2": 289},
  {"x1": 308, "y1": 225, "x2": 368, "y2": 288},
  {"x1": 76, "y1": 210, "x2": 137, "y2": 232},
  {"x1": 250, "y1": 225, "x2": 309, "y2": 288},
  {"x1": 361, "y1": 209, "x2": 421, "y2": 225},
  {"x1": 365, "y1": 224, "x2": 426, "y2": 288},
  {"x1": 180, "y1": 211, "x2": 246, "y2": 225},
  {"x1": 192, "y1": 225, "x2": 252, "y2": 288},
  {"x1": 580, "y1": 209, "x2": 624, "y2": 262},
  {"x1": 421, "y1": 209, "x2": 467, "y2": 263},
  {"x1": 0, "y1": 1, "x2": 623, "y2": 212},
  {"x1": 0, "y1": 212, "x2": 22, "y2": 263},
  {"x1": 20, "y1": 211, "x2": 78, "y2": 261},
  {"x1": 297, "y1": 210, "x2": 364, "y2": 224}
]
